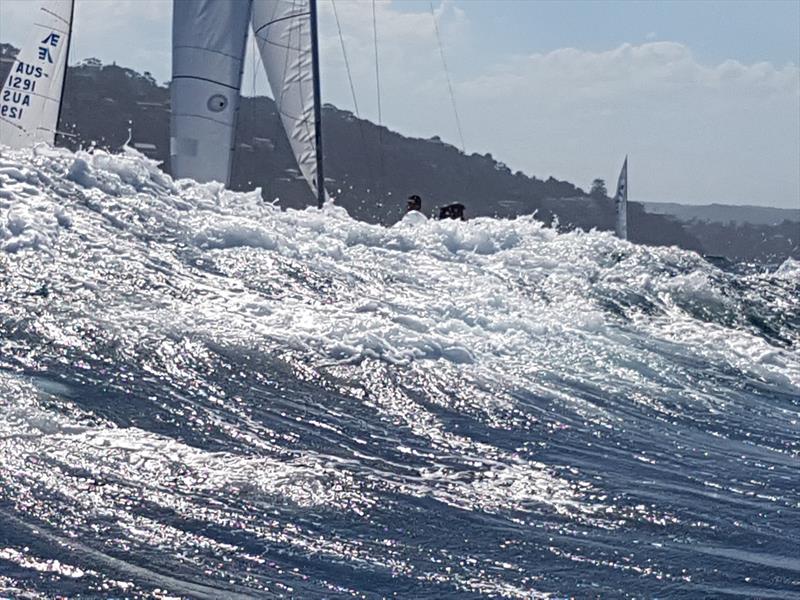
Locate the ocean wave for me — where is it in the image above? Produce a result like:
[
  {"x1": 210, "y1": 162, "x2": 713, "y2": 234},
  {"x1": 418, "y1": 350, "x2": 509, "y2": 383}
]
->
[{"x1": 1, "y1": 145, "x2": 798, "y2": 598}]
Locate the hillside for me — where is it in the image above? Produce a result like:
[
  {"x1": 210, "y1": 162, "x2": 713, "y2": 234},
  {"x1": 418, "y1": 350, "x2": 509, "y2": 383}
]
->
[
  {"x1": 2, "y1": 45, "x2": 797, "y2": 263},
  {"x1": 643, "y1": 202, "x2": 799, "y2": 226}
]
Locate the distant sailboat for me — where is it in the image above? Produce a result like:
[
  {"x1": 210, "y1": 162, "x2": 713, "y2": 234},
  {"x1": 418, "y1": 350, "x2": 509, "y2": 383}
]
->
[
  {"x1": 614, "y1": 156, "x2": 628, "y2": 240},
  {"x1": 0, "y1": 0, "x2": 75, "y2": 148},
  {"x1": 170, "y1": 0, "x2": 325, "y2": 208}
]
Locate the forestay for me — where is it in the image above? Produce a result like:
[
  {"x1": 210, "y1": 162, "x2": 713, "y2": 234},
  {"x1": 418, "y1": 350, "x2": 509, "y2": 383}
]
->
[
  {"x1": 251, "y1": 0, "x2": 322, "y2": 199},
  {"x1": 0, "y1": 0, "x2": 74, "y2": 148},
  {"x1": 171, "y1": 0, "x2": 252, "y2": 186}
]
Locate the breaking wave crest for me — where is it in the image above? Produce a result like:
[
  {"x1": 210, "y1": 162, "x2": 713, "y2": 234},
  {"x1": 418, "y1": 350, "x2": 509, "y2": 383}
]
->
[{"x1": 1, "y1": 146, "x2": 798, "y2": 598}]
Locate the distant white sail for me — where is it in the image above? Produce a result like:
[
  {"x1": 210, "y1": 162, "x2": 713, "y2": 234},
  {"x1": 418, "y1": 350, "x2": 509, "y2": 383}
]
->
[
  {"x1": 170, "y1": 0, "x2": 252, "y2": 185},
  {"x1": 615, "y1": 156, "x2": 628, "y2": 240},
  {"x1": 0, "y1": 0, "x2": 74, "y2": 148},
  {"x1": 251, "y1": 0, "x2": 322, "y2": 199}
]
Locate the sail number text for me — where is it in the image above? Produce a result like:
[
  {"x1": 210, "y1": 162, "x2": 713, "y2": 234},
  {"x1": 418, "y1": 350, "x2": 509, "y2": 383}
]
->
[{"x1": 0, "y1": 62, "x2": 48, "y2": 121}]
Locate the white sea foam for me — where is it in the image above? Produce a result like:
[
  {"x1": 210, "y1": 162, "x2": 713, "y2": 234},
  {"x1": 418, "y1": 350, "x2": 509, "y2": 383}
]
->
[
  {"x1": 1, "y1": 145, "x2": 798, "y2": 598},
  {"x1": 2, "y1": 143, "x2": 798, "y2": 399}
]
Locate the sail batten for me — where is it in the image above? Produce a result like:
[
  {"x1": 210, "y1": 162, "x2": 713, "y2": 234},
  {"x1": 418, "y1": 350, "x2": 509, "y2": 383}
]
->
[{"x1": 0, "y1": 0, "x2": 75, "y2": 148}]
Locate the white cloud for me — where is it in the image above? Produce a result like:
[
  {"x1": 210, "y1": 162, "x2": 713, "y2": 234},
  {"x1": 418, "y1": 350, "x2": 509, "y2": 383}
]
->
[
  {"x1": 312, "y1": 4, "x2": 799, "y2": 207},
  {"x1": 454, "y1": 42, "x2": 799, "y2": 206},
  {"x1": 313, "y1": 0, "x2": 470, "y2": 132},
  {"x1": 71, "y1": 0, "x2": 171, "y2": 78}
]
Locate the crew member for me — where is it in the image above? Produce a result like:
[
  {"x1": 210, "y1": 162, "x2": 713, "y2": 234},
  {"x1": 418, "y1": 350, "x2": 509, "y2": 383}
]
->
[{"x1": 407, "y1": 194, "x2": 422, "y2": 212}]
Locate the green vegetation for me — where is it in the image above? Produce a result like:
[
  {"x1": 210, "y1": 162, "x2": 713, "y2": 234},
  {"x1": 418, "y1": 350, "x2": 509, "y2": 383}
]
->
[{"x1": 1, "y1": 44, "x2": 796, "y2": 264}]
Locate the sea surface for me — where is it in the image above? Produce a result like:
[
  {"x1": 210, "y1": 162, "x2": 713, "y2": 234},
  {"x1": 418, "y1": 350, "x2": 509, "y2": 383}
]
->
[{"x1": 1, "y1": 146, "x2": 798, "y2": 599}]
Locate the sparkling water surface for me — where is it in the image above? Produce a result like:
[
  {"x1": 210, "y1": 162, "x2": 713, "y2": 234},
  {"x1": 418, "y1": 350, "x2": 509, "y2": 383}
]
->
[{"x1": 0, "y1": 146, "x2": 798, "y2": 598}]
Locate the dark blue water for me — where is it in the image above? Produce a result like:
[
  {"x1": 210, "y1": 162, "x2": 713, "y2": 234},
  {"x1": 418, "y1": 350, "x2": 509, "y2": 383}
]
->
[{"x1": 1, "y1": 147, "x2": 798, "y2": 598}]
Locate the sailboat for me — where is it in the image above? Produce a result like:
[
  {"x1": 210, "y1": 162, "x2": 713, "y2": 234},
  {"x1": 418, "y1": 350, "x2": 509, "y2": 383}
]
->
[
  {"x1": 0, "y1": 0, "x2": 75, "y2": 148},
  {"x1": 171, "y1": 0, "x2": 325, "y2": 208},
  {"x1": 614, "y1": 156, "x2": 628, "y2": 240}
]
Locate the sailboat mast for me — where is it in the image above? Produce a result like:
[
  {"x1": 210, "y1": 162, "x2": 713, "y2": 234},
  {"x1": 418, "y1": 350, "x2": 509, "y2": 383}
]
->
[
  {"x1": 55, "y1": 0, "x2": 75, "y2": 145},
  {"x1": 309, "y1": 0, "x2": 325, "y2": 209}
]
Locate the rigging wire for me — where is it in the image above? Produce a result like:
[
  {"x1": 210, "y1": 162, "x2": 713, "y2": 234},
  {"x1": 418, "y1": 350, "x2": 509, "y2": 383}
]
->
[
  {"x1": 331, "y1": 0, "x2": 361, "y2": 119},
  {"x1": 429, "y1": 1, "x2": 466, "y2": 153},
  {"x1": 250, "y1": 33, "x2": 259, "y2": 189},
  {"x1": 372, "y1": 0, "x2": 383, "y2": 131},
  {"x1": 251, "y1": 33, "x2": 257, "y2": 99},
  {"x1": 331, "y1": 0, "x2": 372, "y2": 181},
  {"x1": 247, "y1": 33, "x2": 257, "y2": 145},
  {"x1": 371, "y1": 0, "x2": 386, "y2": 195}
]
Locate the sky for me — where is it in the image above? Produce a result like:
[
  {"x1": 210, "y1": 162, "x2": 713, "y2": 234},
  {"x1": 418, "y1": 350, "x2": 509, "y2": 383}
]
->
[{"x1": 1, "y1": 0, "x2": 799, "y2": 208}]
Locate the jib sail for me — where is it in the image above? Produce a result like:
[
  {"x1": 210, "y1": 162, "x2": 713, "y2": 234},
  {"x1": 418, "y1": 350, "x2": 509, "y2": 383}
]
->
[{"x1": 252, "y1": 0, "x2": 325, "y2": 206}]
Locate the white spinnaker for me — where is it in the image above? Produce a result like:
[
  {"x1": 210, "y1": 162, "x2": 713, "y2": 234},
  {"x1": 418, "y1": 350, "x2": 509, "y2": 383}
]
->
[
  {"x1": 171, "y1": 0, "x2": 252, "y2": 186},
  {"x1": 615, "y1": 156, "x2": 628, "y2": 240},
  {"x1": 252, "y1": 0, "x2": 321, "y2": 198},
  {"x1": 0, "y1": 0, "x2": 74, "y2": 148}
]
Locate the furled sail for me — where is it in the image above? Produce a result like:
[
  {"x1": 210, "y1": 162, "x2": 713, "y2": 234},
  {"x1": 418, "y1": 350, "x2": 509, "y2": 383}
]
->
[
  {"x1": 614, "y1": 156, "x2": 628, "y2": 240},
  {"x1": 251, "y1": 0, "x2": 324, "y2": 202},
  {"x1": 0, "y1": 0, "x2": 74, "y2": 148},
  {"x1": 171, "y1": 0, "x2": 251, "y2": 185}
]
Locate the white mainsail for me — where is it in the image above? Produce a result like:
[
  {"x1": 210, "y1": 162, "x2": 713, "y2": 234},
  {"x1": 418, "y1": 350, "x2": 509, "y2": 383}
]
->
[
  {"x1": 170, "y1": 0, "x2": 252, "y2": 186},
  {"x1": 614, "y1": 156, "x2": 628, "y2": 240},
  {"x1": 251, "y1": 0, "x2": 324, "y2": 203},
  {"x1": 0, "y1": 0, "x2": 74, "y2": 148}
]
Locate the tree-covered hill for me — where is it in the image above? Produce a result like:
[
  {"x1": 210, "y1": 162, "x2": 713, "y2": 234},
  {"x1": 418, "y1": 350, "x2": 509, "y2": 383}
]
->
[{"x1": 2, "y1": 44, "x2": 796, "y2": 263}]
